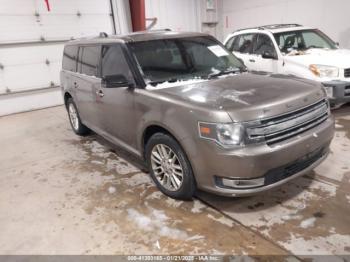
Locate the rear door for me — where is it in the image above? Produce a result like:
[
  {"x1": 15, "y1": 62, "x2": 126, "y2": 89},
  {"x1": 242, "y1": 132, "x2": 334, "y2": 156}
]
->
[
  {"x1": 75, "y1": 44, "x2": 102, "y2": 130},
  {"x1": 95, "y1": 44, "x2": 138, "y2": 152}
]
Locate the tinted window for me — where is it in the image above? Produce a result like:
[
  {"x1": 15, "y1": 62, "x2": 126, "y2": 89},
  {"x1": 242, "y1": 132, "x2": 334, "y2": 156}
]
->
[
  {"x1": 101, "y1": 44, "x2": 133, "y2": 80},
  {"x1": 253, "y1": 34, "x2": 277, "y2": 57},
  {"x1": 80, "y1": 45, "x2": 101, "y2": 77},
  {"x1": 62, "y1": 45, "x2": 78, "y2": 72},
  {"x1": 235, "y1": 34, "x2": 254, "y2": 54}
]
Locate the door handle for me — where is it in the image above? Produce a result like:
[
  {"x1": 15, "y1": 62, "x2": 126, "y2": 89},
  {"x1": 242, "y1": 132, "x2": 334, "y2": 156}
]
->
[
  {"x1": 249, "y1": 59, "x2": 256, "y2": 63},
  {"x1": 73, "y1": 82, "x2": 78, "y2": 88},
  {"x1": 96, "y1": 90, "x2": 104, "y2": 98}
]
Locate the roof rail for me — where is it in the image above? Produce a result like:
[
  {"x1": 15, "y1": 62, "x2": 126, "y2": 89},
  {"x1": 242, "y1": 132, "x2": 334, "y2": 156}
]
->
[
  {"x1": 234, "y1": 23, "x2": 302, "y2": 32},
  {"x1": 99, "y1": 32, "x2": 108, "y2": 38}
]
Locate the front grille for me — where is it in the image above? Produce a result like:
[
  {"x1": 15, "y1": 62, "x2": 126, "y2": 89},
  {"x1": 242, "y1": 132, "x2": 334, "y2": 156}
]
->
[
  {"x1": 344, "y1": 68, "x2": 350, "y2": 78},
  {"x1": 345, "y1": 86, "x2": 350, "y2": 96},
  {"x1": 247, "y1": 99, "x2": 329, "y2": 145}
]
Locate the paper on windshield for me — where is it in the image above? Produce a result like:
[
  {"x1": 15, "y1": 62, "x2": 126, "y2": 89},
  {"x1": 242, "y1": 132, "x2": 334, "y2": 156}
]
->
[{"x1": 208, "y1": 45, "x2": 229, "y2": 57}]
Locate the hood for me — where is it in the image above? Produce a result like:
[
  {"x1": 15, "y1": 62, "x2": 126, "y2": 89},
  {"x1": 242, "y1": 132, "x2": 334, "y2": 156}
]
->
[
  {"x1": 284, "y1": 48, "x2": 350, "y2": 69},
  {"x1": 153, "y1": 73, "x2": 325, "y2": 122}
]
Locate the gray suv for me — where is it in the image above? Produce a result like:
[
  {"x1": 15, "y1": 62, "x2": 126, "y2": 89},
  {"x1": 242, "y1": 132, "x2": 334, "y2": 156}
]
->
[{"x1": 60, "y1": 30, "x2": 334, "y2": 199}]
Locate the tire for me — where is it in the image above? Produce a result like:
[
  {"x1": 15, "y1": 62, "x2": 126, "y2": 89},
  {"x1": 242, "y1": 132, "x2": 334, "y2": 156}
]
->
[
  {"x1": 66, "y1": 97, "x2": 90, "y2": 136},
  {"x1": 145, "y1": 133, "x2": 196, "y2": 200}
]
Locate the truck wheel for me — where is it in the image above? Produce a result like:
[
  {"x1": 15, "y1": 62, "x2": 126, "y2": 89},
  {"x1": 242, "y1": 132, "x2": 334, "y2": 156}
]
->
[
  {"x1": 66, "y1": 98, "x2": 90, "y2": 136},
  {"x1": 145, "y1": 133, "x2": 196, "y2": 200}
]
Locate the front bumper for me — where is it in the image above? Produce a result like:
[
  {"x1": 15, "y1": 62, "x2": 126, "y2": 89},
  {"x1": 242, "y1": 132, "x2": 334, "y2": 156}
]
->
[
  {"x1": 322, "y1": 80, "x2": 350, "y2": 105},
  {"x1": 189, "y1": 116, "x2": 334, "y2": 197}
]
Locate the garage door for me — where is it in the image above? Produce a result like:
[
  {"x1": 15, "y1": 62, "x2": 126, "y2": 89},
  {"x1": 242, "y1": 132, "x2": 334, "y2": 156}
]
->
[{"x1": 0, "y1": 0, "x2": 117, "y2": 116}]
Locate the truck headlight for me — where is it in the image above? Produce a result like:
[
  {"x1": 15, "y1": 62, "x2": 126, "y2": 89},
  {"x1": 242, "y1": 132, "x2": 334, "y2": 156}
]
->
[
  {"x1": 309, "y1": 64, "x2": 339, "y2": 78},
  {"x1": 199, "y1": 122, "x2": 244, "y2": 147}
]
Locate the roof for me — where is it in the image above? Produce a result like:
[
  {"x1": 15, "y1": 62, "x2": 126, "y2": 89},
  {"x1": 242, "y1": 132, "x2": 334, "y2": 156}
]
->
[
  {"x1": 231, "y1": 24, "x2": 315, "y2": 35},
  {"x1": 65, "y1": 30, "x2": 208, "y2": 46}
]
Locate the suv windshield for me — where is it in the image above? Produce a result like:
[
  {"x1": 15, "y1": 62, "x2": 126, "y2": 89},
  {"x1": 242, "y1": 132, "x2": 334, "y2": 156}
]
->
[
  {"x1": 273, "y1": 29, "x2": 337, "y2": 54},
  {"x1": 128, "y1": 36, "x2": 245, "y2": 86}
]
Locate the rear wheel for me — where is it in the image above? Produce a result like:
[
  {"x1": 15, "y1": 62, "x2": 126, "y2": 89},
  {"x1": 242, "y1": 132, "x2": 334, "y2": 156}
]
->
[
  {"x1": 145, "y1": 133, "x2": 196, "y2": 200},
  {"x1": 66, "y1": 98, "x2": 90, "y2": 136}
]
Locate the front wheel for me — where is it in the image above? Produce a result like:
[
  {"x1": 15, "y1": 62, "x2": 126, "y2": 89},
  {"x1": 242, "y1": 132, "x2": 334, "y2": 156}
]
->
[
  {"x1": 66, "y1": 98, "x2": 90, "y2": 136},
  {"x1": 145, "y1": 133, "x2": 196, "y2": 200}
]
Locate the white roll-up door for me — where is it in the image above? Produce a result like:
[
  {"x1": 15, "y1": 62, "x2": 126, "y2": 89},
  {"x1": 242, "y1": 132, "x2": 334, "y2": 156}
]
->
[{"x1": 0, "y1": 0, "x2": 130, "y2": 116}]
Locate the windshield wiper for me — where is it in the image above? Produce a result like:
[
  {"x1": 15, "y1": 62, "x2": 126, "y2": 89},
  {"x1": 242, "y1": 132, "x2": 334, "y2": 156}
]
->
[{"x1": 208, "y1": 68, "x2": 241, "y2": 79}]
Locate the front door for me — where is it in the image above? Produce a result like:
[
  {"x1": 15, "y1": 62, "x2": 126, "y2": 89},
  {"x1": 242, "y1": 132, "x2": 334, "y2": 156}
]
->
[
  {"x1": 94, "y1": 44, "x2": 138, "y2": 153},
  {"x1": 251, "y1": 33, "x2": 280, "y2": 73},
  {"x1": 230, "y1": 33, "x2": 260, "y2": 71}
]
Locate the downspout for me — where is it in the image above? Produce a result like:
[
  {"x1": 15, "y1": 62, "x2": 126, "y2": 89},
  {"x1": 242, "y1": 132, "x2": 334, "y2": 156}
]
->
[
  {"x1": 109, "y1": 0, "x2": 117, "y2": 34},
  {"x1": 129, "y1": 0, "x2": 146, "y2": 31}
]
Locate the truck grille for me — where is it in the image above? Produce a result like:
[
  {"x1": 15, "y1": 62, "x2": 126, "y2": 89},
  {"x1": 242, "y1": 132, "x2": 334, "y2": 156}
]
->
[
  {"x1": 345, "y1": 68, "x2": 350, "y2": 78},
  {"x1": 247, "y1": 99, "x2": 329, "y2": 145}
]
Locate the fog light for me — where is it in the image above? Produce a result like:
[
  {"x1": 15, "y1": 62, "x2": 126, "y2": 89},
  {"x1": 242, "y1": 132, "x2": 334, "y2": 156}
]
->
[{"x1": 220, "y1": 177, "x2": 265, "y2": 189}]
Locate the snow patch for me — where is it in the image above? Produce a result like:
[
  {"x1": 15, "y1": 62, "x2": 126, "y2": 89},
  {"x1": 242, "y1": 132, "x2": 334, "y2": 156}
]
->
[
  {"x1": 207, "y1": 214, "x2": 234, "y2": 227},
  {"x1": 191, "y1": 200, "x2": 206, "y2": 213},
  {"x1": 165, "y1": 198, "x2": 183, "y2": 208},
  {"x1": 146, "y1": 79, "x2": 208, "y2": 90},
  {"x1": 146, "y1": 191, "x2": 163, "y2": 200},
  {"x1": 108, "y1": 186, "x2": 116, "y2": 194},
  {"x1": 127, "y1": 208, "x2": 189, "y2": 240},
  {"x1": 221, "y1": 89, "x2": 255, "y2": 105},
  {"x1": 300, "y1": 217, "x2": 316, "y2": 228},
  {"x1": 124, "y1": 173, "x2": 152, "y2": 187},
  {"x1": 279, "y1": 233, "x2": 350, "y2": 255},
  {"x1": 185, "y1": 234, "x2": 205, "y2": 242}
]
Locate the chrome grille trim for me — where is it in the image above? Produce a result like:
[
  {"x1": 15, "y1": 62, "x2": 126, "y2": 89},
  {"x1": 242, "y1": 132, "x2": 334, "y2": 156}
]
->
[{"x1": 247, "y1": 99, "x2": 329, "y2": 145}]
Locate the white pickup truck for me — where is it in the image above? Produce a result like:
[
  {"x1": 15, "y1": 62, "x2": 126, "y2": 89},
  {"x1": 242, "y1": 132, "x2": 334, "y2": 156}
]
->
[{"x1": 224, "y1": 24, "x2": 350, "y2": 107}]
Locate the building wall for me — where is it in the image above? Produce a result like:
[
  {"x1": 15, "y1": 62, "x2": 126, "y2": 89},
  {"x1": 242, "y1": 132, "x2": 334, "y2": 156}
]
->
[
  {"x1": 221, "y1": 0, "x2": 350, "y2": 48},
  {"x1": 0, "y1": 0, "x2": 131, "y2": 116},
  {"x1": 145, "y1": 0, "x2": 201, "y2": 32}
]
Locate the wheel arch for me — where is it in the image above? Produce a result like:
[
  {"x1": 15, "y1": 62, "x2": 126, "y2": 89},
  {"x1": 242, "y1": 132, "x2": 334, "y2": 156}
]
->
[{"x1": 63, "y1": 92, "x2": 73, "y2": 108}]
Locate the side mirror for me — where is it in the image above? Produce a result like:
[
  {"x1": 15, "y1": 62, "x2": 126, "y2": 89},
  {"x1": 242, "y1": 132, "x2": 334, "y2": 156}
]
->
[
  {"x1": 262, "y1": 51, "x2": 276, "y2": 59},
  {"x1": 102, "y1": 74, "x2": 134, "y2": 88}
]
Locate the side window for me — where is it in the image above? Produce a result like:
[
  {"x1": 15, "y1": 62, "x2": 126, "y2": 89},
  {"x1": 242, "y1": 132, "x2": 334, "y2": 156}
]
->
[
  {"x1": 80, "y1": 45, "x2": 101, "y2": 77},
  {"x1": 101, "y1": 44, "x2": 133, "y2": 80},
  {"x1": 62, "y1": 45, "x2": 78, "y2": 72},
  {"x1": 225, "y1": 36, "x2": 236, "y2": 52},
  {"x1": 235, "y1": 34, "x2": 254, "y2": 54},
  {"x1": 253, "y1": 34, "x2": 277, "y2": 57}
]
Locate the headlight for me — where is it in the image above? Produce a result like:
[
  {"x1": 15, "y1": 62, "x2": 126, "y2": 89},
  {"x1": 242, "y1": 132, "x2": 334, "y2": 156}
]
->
[
  {"x1": 309, "y1": 64, "x2": 339, "y2": 78},
  {"x1": 198, "y1": 122, "x2": 244, "y2": 147}
]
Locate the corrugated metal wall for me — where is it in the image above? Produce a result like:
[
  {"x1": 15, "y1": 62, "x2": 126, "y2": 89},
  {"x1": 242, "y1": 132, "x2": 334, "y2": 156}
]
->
[
  {"x1": 0, "y1": 0, "x2": 131, "y2": 116},
  {"x1": 145, "y1": 0, "x2": 201, "y2": 32}
]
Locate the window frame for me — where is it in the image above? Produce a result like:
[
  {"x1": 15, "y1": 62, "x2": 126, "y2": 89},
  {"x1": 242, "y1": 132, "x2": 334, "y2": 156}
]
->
[
  {"x1": 252, "y1": 33, "x2": 278, "y2": 59},
  {"x1": 62, "y1": 45, "x2": 79, "y2": 72},
  {"x1": 76, "y1": 44, "x2": 102, "y2": 78},
  {"x1": 234, "y1": 33, "x2": 255, "y2": 54}
]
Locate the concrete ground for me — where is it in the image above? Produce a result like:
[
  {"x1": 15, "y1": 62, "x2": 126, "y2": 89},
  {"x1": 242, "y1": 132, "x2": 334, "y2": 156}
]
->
[{"x1": 0, "y1": 105, "x2": 349, "y2": 257}]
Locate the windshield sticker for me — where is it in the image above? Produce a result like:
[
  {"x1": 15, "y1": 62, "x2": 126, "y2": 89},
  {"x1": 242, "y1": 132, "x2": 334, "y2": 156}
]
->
[{"x1": 208, "y1": 45, "x2": 229, "y2": 57}]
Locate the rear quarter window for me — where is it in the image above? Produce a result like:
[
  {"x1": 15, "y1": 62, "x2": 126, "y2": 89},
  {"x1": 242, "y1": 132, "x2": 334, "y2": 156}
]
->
[{"x1": 62, "y1": 45, "x2": 78, "y2": 72}]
